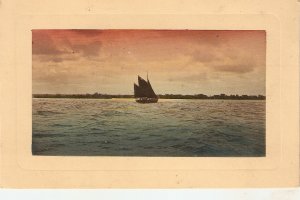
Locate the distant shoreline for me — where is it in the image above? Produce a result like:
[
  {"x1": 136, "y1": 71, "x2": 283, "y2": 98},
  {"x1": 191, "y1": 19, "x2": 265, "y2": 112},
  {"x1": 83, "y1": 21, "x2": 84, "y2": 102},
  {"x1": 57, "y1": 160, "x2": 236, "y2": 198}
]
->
[{"x1": 33, "y1": 93, "x2": 266, "y2": 100}]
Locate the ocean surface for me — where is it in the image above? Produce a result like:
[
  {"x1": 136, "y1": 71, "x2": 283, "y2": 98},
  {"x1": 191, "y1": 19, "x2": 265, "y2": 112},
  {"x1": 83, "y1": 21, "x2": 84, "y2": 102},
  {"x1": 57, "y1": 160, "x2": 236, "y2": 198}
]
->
[{"x1": 32, "y1": 98, "x2": 265, "y2": 156}]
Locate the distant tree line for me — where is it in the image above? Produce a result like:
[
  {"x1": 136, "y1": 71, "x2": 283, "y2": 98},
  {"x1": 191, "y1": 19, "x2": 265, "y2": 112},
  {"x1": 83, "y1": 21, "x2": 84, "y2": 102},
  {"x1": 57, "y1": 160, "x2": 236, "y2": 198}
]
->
[
  {"x1": 159, "y1": 93, "x2": 265, "y2": 100},
  {"x1": 33, "y1": 93, "x2": 266, "y2": 100}
]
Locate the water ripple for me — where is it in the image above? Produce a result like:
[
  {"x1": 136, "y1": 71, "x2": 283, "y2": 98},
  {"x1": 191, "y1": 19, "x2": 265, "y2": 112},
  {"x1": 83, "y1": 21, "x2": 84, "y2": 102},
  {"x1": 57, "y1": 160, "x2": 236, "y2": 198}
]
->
[{"x1": 32, "y1": 98, "x2": 265, "y2": 156}]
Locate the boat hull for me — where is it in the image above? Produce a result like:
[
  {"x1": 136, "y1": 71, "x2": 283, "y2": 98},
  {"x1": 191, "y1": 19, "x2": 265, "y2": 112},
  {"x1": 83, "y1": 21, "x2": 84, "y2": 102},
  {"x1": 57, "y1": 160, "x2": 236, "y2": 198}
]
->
[{"x1": 135, "y1": 97, "x2": 158, "y2": 103}]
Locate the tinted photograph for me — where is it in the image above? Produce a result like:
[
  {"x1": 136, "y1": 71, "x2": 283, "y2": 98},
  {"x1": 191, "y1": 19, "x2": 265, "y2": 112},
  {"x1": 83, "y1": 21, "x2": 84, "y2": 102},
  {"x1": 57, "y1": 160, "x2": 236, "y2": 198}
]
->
[{"x1": 32, "y1": 30, "x2": 266, "y2": 156}]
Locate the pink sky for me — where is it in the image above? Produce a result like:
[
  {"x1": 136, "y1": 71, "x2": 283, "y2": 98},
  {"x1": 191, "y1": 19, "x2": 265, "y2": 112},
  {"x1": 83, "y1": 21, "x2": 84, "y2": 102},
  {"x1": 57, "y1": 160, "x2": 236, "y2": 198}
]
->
[{"x1": 32, "y1": 30, "x2": 266, "y2": 95}]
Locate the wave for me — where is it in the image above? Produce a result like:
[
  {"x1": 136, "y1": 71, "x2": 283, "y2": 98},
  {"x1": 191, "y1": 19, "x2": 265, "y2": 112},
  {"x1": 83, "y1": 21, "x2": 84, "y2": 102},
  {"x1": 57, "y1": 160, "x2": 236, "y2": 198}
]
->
[
  {"x1": 51, "y1": 123, "x2": 73, "y2": 127},
  {"x1": 33, "y1": 133, "x2": 66, "y2": 138},
  {"x1": 35, "y1": 110, "x2": 64, "y2": 116},
  {"x1": 32, "y1": 98, "x2": 265, "y2": 156}
]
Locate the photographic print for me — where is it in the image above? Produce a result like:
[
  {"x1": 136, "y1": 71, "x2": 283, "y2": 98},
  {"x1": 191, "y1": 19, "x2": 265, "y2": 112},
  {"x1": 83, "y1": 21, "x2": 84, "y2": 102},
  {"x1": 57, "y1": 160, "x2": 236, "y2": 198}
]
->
[{"x1": 32, "y1": 29, "x2": 266, "y2": 157}]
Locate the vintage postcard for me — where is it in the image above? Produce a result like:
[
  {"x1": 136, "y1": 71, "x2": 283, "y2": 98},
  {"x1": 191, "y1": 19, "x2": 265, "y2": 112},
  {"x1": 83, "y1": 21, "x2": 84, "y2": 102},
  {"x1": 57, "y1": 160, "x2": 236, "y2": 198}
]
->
[
  {"x1": 0, "y1": 0, "x2": 298, "y2": 188},
  {"x1": 32, "y1": 29, "x2": 266, "y2": 157}
]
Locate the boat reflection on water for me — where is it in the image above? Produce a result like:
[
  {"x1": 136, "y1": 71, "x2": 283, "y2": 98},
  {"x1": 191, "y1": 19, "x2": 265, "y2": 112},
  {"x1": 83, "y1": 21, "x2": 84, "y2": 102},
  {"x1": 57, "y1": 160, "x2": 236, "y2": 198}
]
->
[{"x1": 135, "y1": 97, "x2": 158, "y2": 103}]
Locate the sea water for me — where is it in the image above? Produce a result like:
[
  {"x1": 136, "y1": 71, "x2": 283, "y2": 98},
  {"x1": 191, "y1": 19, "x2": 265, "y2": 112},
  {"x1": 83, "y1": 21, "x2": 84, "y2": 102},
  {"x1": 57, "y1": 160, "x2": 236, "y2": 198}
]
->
[{"x1": 32, "y1": 98, "x2": 265, "y2": 156}]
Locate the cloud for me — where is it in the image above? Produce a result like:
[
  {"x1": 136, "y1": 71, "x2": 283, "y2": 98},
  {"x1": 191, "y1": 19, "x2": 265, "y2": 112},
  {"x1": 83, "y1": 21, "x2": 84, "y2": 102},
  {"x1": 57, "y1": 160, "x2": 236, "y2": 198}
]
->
[
  {"x1": 186, "y1": 31, "x2": 265, "y2": 75},
  {"x1": 73, "y1": 41, "x2": 102, "y2": 57},
  {"x1": 49, "y1": 57, "x2": 64, "y2": 63},
  {"x1": 168, "y1": 72, "x2": 208, "y2": 83},
  {"x1": 191, "y1": 48, "x2": 220, "y2": 63},
  {"x1": 189, "y1": 44, "x2": 260, "y2": 74},
  {"x1": 212, "y1": 63, "x2": 254, "y2": 73},
  {"x1": 35, "y1": 54, "x2": 78, "y2": 63},
  {"x1": 32, "y1": 30, "x2": 265, "y2": 95},
  {"x1": 208, "y1": 53, "x2": 258, "y2": 74},
  {"x1": 32, "y1": 31, "x2": 102, "y2": 63},
  {"x1": 32, "y1": 32, "x2": 62, "y2": 55}
]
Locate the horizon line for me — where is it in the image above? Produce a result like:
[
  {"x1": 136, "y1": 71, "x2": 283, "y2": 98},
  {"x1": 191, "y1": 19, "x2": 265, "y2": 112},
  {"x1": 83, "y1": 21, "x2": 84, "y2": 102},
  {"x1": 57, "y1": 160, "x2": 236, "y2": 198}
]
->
[{"x1": 32, "y1": 93, "x2": 266, "y2": 96}]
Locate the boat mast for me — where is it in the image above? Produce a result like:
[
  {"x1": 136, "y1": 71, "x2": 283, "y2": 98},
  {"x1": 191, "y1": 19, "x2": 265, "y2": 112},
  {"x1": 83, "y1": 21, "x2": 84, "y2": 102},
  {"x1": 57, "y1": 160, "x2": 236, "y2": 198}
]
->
[{"x1": 147, "y1": 71, "x2": 148, "y2": 81}]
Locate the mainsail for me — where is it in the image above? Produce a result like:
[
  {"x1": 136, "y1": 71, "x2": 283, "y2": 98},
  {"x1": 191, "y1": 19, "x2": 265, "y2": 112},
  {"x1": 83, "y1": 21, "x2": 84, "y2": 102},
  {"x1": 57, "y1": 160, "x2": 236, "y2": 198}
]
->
[
  {"x1": 134, "y1": 75, "x2": 157, "y2": 98},
  {"x1": 146, "y1": 79, "x2": 157, "y2": 98},
  {"x1": 134, "y1": 83, "x2": 143, "y2": 98}
]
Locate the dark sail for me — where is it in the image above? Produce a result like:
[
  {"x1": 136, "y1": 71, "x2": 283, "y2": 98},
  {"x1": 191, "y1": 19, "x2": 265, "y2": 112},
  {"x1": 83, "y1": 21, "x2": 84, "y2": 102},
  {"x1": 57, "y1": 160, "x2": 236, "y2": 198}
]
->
[
  {"x1": 134, "y1": 83, "x2": 143, "y2": 98},
  {"x1": 138, "y1": 76, "x2": 149, "y2": 88},
  {"x1": 134, "y1": 75, "x2": 157, "y2": 98},
  {"x1": 146, "y1": 79, "x2": 157, "y2": 98}
]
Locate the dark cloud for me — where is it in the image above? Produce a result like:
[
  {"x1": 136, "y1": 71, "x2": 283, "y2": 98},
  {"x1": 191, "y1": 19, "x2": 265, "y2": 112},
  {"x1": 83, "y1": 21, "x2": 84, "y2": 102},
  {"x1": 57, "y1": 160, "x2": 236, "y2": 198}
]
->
[
  {"x1": 32, "y1": 32, "x2": 62, "y2": 55},
  {"x1": 212, "y1": 63, "x2": 254, "y2": 74},
  {"x1": 58, "y1": 37, "x2": 102, "y2": 58},
  {"x1": 73, "y1": 41, "x2": 102, "y2": 57},
  {"x1": 33, "y1": 31, "x2": 102, "y2": 63}
]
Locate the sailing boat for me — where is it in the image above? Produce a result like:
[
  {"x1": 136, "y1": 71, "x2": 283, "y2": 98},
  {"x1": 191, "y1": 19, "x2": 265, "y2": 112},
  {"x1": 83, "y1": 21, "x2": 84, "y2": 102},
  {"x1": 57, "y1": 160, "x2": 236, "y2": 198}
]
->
[{"x1": 134, "y1": 74, "x2": 158, "y2": 103}]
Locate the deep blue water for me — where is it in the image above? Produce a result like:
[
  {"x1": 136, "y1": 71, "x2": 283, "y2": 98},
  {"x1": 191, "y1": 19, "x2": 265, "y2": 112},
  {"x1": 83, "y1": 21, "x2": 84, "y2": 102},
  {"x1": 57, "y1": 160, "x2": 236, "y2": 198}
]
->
[{"x1": 32, "y1": 98, "x2": 265, "y2": 156}]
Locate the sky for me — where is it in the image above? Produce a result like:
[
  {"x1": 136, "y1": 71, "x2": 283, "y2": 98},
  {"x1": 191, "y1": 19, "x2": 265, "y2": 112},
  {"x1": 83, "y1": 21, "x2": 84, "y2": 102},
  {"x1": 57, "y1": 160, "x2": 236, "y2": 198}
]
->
[{"x1": 32, "y1": 29, "x2": 266, "y2": 95}]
